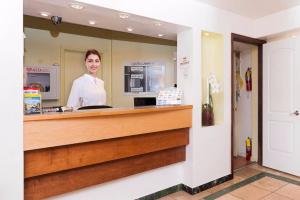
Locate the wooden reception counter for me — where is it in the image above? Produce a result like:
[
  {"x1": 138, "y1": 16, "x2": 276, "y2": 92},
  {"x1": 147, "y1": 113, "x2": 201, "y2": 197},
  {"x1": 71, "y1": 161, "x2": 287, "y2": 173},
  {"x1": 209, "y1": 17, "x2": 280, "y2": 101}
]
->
[{"x1": 24, "y1": 105, "x2": 192, "y2": 199}]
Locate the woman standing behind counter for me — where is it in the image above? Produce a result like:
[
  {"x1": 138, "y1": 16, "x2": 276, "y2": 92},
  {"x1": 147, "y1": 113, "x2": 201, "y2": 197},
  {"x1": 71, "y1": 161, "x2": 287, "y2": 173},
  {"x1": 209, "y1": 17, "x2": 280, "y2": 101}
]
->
[{"x1": 67, "y1": 49, "x2": 106, "y2": 109}]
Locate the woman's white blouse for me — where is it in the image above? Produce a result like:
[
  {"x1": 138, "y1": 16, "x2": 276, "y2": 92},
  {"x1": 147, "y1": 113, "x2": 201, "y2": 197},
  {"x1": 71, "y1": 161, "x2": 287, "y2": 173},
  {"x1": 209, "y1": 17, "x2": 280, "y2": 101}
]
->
[{"x1": 67, "y1": 74, "x2": 106, "y2": 108}]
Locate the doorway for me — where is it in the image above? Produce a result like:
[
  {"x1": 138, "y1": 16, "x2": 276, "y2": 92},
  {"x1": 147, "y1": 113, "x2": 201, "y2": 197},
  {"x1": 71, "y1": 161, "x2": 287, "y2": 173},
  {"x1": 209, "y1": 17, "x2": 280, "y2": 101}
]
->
[{"x1": 231, "y1": 34, "x2": 266, "y2": 173}]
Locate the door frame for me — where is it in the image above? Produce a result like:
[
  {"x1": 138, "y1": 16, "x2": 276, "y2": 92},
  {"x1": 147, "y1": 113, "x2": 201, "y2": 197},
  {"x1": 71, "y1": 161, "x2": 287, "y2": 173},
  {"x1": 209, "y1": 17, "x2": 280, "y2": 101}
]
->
[{"x1": 231, "y1": 33, "x2": 266, "y2": 174}]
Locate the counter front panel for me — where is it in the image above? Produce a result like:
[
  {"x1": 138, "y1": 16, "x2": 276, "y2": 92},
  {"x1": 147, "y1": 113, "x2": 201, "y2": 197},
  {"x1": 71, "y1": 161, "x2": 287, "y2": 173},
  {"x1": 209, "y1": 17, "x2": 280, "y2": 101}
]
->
[{"x1": 24, "y1": 105, "x2": 192, "y2": 199}]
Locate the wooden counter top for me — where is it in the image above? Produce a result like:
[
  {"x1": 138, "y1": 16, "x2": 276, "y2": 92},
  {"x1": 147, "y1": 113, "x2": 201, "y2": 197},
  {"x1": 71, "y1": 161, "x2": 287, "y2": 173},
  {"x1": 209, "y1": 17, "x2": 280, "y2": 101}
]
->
[
  {"x1": 24, "y1": 105, "x2": 192, "y2": 121},
  {"x1": 24, "y1": 105, "x2": 192, "y2": 199},
  {"x1": 24, "y1": 105, "x2": 192, "y2": 151}
]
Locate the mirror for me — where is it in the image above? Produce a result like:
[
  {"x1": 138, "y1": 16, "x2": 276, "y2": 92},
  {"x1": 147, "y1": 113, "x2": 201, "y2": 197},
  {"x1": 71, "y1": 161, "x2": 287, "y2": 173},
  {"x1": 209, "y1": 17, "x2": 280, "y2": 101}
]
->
[{"x1": 24, "y1": 20, "x2": 177, "y2": 108}]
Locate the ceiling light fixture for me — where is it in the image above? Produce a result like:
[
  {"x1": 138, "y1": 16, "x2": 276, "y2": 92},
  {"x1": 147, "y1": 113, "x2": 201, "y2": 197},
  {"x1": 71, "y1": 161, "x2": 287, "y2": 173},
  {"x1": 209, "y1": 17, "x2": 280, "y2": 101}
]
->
[
  {"x1": 158, "y1": 34, "x2": 164, "y2": 37},
  {"x1": 119, "y1": 12, "x2": 130, "y2": 19},
  {"x1": 70, "y1": 3, "x2": 84, "y2": 10},
  {"x1": 126, "y1": 27, "x2": 133, "y2": 32},
  {"x1": 204, "y1": 32, "x2": 210, "y2": 36},
  {"x1": 40, "y1": 12, "x2": 50, "y2": 17},
  {"x1": 88, "y1": 20, "x2": 96, "y2": 25},
  {"x1": 292, "y1": 35, "x2": 297, "y2": 38}
]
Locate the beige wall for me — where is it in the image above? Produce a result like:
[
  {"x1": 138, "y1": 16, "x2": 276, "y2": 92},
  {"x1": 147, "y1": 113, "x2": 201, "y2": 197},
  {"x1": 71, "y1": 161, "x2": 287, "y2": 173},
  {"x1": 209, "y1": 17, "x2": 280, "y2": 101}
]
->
[
  {"x1": 111, "y1": 40, "x2": 176, "y2": 107},
  {"x1": 251, "y1": 47, "x2": 258, "y2": 162},
  {"x1": 201, "y1": 32, "x2": 224, "y2": 125},
  {"x1": 24, "y1": 28, "x2": 176, "y2": 107}
]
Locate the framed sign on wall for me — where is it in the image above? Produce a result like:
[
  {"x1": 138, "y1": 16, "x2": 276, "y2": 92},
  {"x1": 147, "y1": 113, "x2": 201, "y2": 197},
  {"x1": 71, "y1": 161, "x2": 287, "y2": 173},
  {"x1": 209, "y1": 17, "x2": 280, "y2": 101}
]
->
[
  {"x1": 24, "y1": 65, "x2": 60, "y2": 100},
  {"x1": 124, "y1": 62, "x2": 165, "y2": 94}
]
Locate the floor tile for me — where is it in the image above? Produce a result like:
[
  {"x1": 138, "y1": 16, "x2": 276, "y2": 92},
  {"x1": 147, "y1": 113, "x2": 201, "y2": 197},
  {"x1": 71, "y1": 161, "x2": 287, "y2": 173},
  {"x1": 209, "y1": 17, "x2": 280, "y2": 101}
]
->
[
  {"x1": 251, "y1": 176, "x2": 288, "y2": 191},
  {"x1": 158, "y1": 196, "x2": 175, "y2": 200},
  {"x1": 248, "y1": 163, "x2": 266, "y2": 171},
  {"x1": 248, "y1": 164, "x2": 282, "y2": 176},
  {"x1": 234, "y1": 167, "x2": 261, "y2": 179},
  {"x1": 276, "y1": 172, "x2": 300, "y2": 182},
  {"x1": 206, "y1": 176, "x2": 245, "y2": 194},
  {"x1": 189, "y1": 190, "x2": 212, "y2": 200},
  {"x1": 169, "y1": 191, "x2": 193, "y2": 200},
  {"x1": 215, "y1": 194, "x2": 242, "y2": 200},
  {"x1": 230, "y1": 184, "x2": 271, "y2": 200},
  {"x1": 261, "y1": 193, "x2": 293, "y2": 200},
  {"x1": 158, "y1": 164, "x2": 299, "y2": 200},
  {"x1": 250, "y1": 164, "x2": 300, "y2": 182},
  {"x1": 275, "y1": 184, "x2": 300, "y2": 200},
  {"x1": 233, "y1": 156, "x2": 252, "y2": 170}
]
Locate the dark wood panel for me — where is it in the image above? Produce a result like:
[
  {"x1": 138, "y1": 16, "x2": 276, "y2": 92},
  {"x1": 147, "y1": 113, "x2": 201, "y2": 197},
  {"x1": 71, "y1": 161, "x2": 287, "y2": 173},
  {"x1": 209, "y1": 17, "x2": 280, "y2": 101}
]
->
[
  {"x1": 25, "y1": 129, "x2": 189, "y2": 178},
  {"x1": 258, "y1": 45, "x2": 263, "y2": 165},
  {"x1": 231, "y1": 33, "x2": 266, "y2": 45},
  {"x1": 25, "y1": 147, "x2": 185, "y2": 200}
]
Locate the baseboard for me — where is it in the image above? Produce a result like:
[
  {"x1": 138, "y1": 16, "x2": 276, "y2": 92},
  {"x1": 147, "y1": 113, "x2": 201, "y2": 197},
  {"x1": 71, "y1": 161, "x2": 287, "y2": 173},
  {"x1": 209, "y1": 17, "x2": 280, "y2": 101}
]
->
[
  {"x1": 136, "y1": 174, "x2": 233, "y2": 199},
  {"x1": 136, "y1": 184, "x2": 183, "y2": 200},
  {"x1": 182, "y1": 174, "x2": 233, "y2": 194}
]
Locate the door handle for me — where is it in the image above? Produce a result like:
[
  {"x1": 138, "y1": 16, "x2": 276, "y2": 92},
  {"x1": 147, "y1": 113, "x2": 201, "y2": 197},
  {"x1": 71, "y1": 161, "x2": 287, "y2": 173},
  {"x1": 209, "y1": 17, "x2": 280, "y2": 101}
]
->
[{"x1": 293, "y1": 110, "x2": 299, "y2": 116}]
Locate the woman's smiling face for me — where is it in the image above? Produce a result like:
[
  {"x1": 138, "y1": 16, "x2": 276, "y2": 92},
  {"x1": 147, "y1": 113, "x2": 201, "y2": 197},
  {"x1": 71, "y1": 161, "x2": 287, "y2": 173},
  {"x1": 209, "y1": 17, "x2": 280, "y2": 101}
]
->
[{"x1": 85, "y1": 54, "x2": 101, "y2": 75}]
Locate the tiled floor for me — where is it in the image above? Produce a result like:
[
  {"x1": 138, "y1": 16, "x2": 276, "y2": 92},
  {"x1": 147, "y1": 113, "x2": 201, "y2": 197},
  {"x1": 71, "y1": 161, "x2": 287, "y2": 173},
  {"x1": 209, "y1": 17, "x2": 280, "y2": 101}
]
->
[
  {"x1": 159, "y1": 164, "x2": 300, "y2": 200},
  {"x1": 233, "y1": 156, "x2": 252, "y2": 170}
]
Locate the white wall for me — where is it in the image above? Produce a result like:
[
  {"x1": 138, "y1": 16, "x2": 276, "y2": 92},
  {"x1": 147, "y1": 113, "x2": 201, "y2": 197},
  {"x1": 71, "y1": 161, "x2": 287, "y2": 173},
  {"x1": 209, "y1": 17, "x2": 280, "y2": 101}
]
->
[
  {"x1": 0, "y1": 0, "x2": 23, "y2": 199},
  {"x1": 2, "y1": 0, "x2": 300, "y2": 199},
  {"x1": 74, "y1": 0, "x2": 243, "y2": 193},
  {"x1": 254, "y1": 5, "x2": 300, "y2": 38},
  {"x1": 177, "y1": 28, "x2": 198, "y2": 187}
]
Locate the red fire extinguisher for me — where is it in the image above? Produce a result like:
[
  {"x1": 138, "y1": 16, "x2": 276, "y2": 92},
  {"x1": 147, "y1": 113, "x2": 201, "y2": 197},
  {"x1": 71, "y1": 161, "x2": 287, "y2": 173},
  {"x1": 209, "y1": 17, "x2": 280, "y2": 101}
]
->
[
  {"x1": 246, "y1": 137, "x2": 252, "y2": 161},
  {"x1": 245, "y1": 68, "x2": 252, "y2": 91}
]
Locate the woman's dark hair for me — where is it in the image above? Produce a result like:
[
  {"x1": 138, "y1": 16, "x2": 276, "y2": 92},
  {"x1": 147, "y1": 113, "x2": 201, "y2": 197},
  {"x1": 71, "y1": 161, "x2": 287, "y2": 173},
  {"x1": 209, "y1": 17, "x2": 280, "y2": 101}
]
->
[{"x1": 85, "y1": 49, "x2": 101, "y2": 61}]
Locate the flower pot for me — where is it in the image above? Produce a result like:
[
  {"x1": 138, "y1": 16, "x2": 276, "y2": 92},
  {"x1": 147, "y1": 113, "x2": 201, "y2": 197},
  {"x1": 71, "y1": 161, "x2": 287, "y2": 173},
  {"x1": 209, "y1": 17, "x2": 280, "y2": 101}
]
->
[{"x1": 202, "y1": 103, "x2": 214, "y2": 126}]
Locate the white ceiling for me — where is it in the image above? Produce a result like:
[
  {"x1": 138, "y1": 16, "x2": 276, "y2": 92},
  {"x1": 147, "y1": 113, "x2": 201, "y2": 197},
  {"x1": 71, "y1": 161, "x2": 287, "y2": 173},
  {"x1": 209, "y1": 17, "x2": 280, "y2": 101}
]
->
[
  {"x1": 23, "y1": 0, "x2": 188, "y2": 41},
  {"x1": 195, "y1": 0, "x2": 300, "y2": 19},
  {"x1": 24, "y1": 0, "x2": 300, "y2": 41}
]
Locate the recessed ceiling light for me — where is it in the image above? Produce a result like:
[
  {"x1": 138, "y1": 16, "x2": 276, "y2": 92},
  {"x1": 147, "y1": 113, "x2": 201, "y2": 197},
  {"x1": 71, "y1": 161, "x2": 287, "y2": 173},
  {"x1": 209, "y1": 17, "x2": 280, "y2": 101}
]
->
[
  {"x1": 40, "y1": 12, "x2": 50, "y2": 17},
  {"x1": 119, "y1": 12, "x2": 130, "y2": 19},
  {"x1": 70, "y1": 3, "x2": 84, "y2": 10},
  {"x1": 126, "y1": 27, "x2": 133, "y2": 32},
  {"x1": 158, "y1": 34, "x2": 164, "y2": 37},
  {"x1": 88, "y1": 20, "x2": 96, "y2": 25},
  {"x1": 204, "y1": 32, "x2": 210, "y2": 36},
  {"x1": 154, "y1": 22, "x2": 162, "y2": 26}
]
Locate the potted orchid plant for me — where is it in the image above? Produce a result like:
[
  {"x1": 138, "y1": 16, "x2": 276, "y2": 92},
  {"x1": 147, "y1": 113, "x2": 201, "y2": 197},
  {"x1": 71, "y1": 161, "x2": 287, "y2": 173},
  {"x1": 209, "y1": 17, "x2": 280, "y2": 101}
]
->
[{"x1": 202, "y1": 73, "x2": 220, "y2": 126}]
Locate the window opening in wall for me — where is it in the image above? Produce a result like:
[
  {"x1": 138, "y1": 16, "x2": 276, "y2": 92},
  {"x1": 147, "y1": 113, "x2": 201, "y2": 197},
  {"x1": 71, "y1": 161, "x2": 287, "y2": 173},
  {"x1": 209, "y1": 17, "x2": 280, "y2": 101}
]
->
[{"x1": 201, "y1": 31, "x2": 224, "y2": 126}]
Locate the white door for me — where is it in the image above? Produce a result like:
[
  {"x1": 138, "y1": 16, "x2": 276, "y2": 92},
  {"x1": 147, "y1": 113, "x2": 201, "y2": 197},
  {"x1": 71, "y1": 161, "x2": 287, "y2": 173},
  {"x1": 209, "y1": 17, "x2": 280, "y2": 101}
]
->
[{"x1": 263, "y1": 38, "x2": 300, "y2": 176}]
